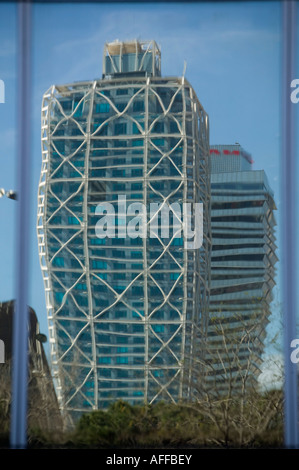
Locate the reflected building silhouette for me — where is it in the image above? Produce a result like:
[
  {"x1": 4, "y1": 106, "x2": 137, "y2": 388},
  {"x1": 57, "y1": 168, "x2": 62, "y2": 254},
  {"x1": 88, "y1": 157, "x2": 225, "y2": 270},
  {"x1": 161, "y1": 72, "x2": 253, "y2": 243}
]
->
[{"x1": 0, "y1": 300, "x2": 62, "y2": 432}]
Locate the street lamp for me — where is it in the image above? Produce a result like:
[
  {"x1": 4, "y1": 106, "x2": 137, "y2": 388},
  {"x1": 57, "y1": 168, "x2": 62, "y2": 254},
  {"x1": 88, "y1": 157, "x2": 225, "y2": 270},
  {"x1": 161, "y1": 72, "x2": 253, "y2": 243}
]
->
[{"x1": 0, "y1": 188, "x2": 18, "y2": 200}]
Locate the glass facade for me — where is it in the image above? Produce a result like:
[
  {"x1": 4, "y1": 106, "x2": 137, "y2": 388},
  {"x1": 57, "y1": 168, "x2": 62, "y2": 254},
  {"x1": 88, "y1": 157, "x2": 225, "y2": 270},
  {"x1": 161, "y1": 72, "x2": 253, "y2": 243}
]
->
[
  {"x1": 206, "y1": 145, "x2": 277, "y2": 392},
  {"x1": 37, "y1": 40, "x2": 211, "y2": 424},
  {"x1": 210, "y1": 144, "x2": 253, "y2": 174}
]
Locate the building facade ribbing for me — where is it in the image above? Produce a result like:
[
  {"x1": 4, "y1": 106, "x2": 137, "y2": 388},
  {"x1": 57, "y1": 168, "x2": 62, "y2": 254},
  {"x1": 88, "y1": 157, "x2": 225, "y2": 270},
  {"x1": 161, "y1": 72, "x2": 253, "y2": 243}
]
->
[{"x1": 205, "y1": 144, "x2": 277, "y2": 392}]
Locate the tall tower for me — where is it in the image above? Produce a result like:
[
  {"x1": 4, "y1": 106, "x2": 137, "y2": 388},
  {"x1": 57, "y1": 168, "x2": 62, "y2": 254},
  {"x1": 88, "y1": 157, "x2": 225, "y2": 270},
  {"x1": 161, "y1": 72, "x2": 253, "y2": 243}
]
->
[
  {"x1": 206, "y1": 144, "x2": 277, "y2": 393},
  {"x1": 37, "y1": 40, "x2": 210, "y2": 424}
]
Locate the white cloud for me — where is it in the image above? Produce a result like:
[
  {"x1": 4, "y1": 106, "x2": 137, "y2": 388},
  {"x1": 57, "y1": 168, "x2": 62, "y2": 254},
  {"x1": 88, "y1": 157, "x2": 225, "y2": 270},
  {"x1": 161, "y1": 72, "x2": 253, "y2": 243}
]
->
[{"x1": 47, "y1": 13, "x2": 279, "y2": 86}]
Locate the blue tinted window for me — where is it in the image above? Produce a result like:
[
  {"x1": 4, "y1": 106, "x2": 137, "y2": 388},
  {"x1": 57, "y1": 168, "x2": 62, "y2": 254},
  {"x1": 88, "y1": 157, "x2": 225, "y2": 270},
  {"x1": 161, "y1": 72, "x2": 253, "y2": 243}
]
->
[
  {"x1": 114, "y1": 123, "x2": 127, "y2": 135},
  {"x1": 98, "y1": 357, "x2": 111, "y2": 364},
  {"x1": 152, "y1": 325, "x2": 164, "y2": 333},
  {"x1": 68, "y1": 216, "x2": 82, "y2": 225},
  {"x1": 55, "y1": 292, "x2": 65, "y2": 303},
  {"x1": 133, "y1": 101, "x2": 144, "y2": 112},
  {"x1": 53, "y1": 256, "x2": 64, "y2": 267},
  {"x1": 117, "y1": 357, "x2": 128, "y2": 364},
  {"x1": 96, "y1": 102, "x2": 110, "y2": 113}
]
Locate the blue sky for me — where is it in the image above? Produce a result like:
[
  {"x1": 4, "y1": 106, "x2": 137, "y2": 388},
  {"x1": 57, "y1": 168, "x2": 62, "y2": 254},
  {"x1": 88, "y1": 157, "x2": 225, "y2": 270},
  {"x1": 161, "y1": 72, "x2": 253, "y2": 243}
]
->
[{"x1": 0, "y1": 1, "x2": 296, "y2": 375}]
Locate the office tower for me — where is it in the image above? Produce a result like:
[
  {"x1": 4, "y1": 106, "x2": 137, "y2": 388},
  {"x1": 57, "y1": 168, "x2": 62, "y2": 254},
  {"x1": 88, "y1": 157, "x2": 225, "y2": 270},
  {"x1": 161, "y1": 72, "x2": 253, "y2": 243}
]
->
[
  {"x1": 206, "y1": 144, "x2": 277, "y2": 392},
  {"x1": 210, "y1": 144, "x2": 252, "y2": 173},
  {"x1": 37, "y1": 40, "x2": 211, "y2": 423}
]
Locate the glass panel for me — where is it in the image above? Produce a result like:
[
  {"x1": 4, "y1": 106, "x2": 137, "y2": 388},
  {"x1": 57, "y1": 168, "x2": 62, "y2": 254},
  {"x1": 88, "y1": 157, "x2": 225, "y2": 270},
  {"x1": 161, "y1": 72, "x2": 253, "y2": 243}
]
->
[{"x1": 1, "y1": 0, "x2": 295, "y2": 449}]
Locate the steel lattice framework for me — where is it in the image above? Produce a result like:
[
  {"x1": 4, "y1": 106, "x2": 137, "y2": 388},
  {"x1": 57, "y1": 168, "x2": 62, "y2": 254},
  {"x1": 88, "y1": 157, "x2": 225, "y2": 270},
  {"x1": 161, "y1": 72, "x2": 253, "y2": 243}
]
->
[{"x1": 37, "y1": 41, "x2": 210, "y2": 424}]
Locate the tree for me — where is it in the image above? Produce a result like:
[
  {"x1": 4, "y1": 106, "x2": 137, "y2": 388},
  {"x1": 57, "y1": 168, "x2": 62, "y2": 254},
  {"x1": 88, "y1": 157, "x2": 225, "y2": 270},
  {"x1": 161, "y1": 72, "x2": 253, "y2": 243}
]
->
[
  {"x1": 183, "y1": 310, "x2": 284, "y2": 447},
  {"x1": 0, "y1": 353, "x2": 63, "y2": 440}
]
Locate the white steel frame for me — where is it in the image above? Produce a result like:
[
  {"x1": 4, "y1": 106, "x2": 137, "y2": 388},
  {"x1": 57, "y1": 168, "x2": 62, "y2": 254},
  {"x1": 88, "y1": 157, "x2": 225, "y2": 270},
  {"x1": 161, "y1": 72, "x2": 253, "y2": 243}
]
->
[{"x1": 37, "y1": 68, "x2": 210, "y2": 424}]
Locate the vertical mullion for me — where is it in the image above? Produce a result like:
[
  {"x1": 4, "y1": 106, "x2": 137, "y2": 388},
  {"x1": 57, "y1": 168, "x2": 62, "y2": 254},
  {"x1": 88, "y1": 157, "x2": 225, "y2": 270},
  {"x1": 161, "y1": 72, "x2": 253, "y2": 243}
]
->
[
  {"x1": 282, "y1": 0, "x2": 298, "y2": 448},
  {"x1": 10, "y1": 0, "x2": 32, "y2": 449}
]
